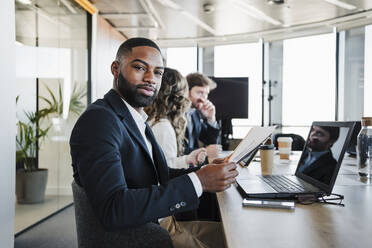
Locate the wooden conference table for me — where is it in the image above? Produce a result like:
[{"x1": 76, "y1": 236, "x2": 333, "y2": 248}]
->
[{"x1": 217, "y1": 151, "x2": 372, "y2": 248}]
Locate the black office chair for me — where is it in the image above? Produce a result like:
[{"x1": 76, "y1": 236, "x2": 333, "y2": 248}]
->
[
  {"x1": 272, "y1": 133, "x2": 306, "y2": 151},
  {"x1": 72, "y1": 181, "x2": 173, "y2": 248}
]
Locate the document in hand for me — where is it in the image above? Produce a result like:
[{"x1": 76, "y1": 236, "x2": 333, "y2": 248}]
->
[{"x1": 226, "y1": 126, "x2": 276, "y2": 163}]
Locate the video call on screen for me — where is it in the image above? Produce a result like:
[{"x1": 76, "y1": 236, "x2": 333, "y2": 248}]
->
[{"x1": 298, "y1": 126, "x2": 349, "y2": 186}]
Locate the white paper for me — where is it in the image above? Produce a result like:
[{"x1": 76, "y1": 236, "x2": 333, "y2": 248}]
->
[{"x1": 228, "y1": 126, "x2": 276, "y2": 163}]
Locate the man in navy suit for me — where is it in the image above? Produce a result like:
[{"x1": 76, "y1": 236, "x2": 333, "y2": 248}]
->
[
  {"x1": 298, "y1": 125, "x2": 339, "y2": 185},
  {"x1": 184, "y1": 73, "x2": 221, "y2": 155},
  {"x1": 70, "y1": 38, "x2": 237, "y2": 247}
]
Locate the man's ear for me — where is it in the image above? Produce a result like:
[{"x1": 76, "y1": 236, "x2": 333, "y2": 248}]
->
[{"x1": 111, "y1": 61, "x2": 120, "y2": 78}]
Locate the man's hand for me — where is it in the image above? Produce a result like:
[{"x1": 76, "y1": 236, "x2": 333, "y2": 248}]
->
[
  {"x1": 195, "y1": 162, "x2": 238, "y2": 192},
  {"x1": 199, "y1": 99, "x2": 216, "y2": 123}
]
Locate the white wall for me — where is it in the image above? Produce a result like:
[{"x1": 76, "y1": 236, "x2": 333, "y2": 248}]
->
[{"x1": 0, "y1": 0, "x2": 15, "y2": 247}]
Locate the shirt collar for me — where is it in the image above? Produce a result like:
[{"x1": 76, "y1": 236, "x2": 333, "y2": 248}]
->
[
  {"x1": 187, "y1": 108, "x2": 196, "y2": 115},
  {"x1": 310, "y1": 150, "x2": 329, "y2": 159},
  {"x1": 121, "y1": 98, "x2": 148, "y2": 125}
]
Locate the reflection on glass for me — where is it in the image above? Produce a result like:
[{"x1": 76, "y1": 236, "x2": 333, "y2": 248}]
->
[
  {"x1": 298, "y1": 126, "x2": 349, "y2": 186},
  {"x1": 15, "y1": 0, "x2": 87, "y2": 234}
]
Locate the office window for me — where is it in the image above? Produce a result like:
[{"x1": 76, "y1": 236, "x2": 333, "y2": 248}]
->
[
  {"x1": 365, "y1": 25, "x2": 372, "y2": 116},
  {"x1": 282, "y1": 33, "x2": 336, "y2": 126},
  {"x1": 338, "y1": 27, "x2": 364, "y2": 121},
  {"x1": 165, "y1": 47, "x2": 197, "y2": 77},
  {"x1": 214, "y1": 42, "x2": 262, "y2": 138}
]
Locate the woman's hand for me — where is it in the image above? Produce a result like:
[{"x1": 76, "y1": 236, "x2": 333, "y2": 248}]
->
[{"x1": 186, "y1": 148, "x2": 207, "y2": 166}]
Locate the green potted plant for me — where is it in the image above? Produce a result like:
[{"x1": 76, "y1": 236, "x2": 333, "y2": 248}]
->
[{"x1": 16, "y1": 83, "x2": 86, "y2": 204}]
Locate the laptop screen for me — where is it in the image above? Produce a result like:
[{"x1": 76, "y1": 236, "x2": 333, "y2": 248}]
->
[{"x1": 296, "y1": 122, "x2": 354, "y2": 190}]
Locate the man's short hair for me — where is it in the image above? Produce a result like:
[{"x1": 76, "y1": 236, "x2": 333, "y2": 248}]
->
[
  {"x1": 186, "y1": 73, "x2": 217, "y2": 90},
  {"x1": 321, "y1": 126, "x2": 340, "y2": 142},
  {"x1": 115, "y1": 37, "x2": 161, "y2": 61}
]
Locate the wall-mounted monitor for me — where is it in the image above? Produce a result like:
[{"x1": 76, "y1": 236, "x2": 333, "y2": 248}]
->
[{"x1": 208, "y1": 77, "x2": 249, "y2": 120}]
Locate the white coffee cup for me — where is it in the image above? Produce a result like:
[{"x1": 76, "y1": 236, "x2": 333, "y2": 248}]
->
[{"x1": 277, "y1": 137, "x2": 293, "y2": 160}]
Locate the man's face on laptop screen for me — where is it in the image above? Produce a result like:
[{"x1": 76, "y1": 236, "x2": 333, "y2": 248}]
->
[
  {"x1": 308, "y1": 126, "x2": 338, "y2": 152},
  {"x1": 298, "y1": 125, "x2": 350, "y2": 186}
]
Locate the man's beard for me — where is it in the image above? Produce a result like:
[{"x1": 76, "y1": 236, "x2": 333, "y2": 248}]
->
[
  {"x1": 117, "y1": 72, "x2": 158, "y2": 108},
  {"x1": 308, "y1": 140, "x2": 328, "y2": 152}
]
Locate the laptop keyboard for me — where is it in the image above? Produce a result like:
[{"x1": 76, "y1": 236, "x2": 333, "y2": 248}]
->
[{"x1": 259, "y1": 175, "x2": 307, "y2": 193}]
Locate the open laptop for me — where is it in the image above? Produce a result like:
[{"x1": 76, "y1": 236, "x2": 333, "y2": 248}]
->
[{"x1": 236, "y1": 121, "x2": 355, "y2": 200}]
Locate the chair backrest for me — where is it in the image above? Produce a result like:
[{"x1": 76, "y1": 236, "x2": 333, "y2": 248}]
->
[
  {"x1": 272, "y1": 133, "x2": 306, "y2": 151},
  {"x1": 72, "y1": 181, "x2": 173, "y2": 248}
]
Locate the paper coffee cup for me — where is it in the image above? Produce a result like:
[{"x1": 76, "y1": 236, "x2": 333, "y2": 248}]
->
[
  {"x1": 277, "y1": 137, "x2": 293, "y2": 160},
  {"x1": 207, "y1": 144, "x2": 222, "y2": 163},
  {"x1": 260, "y1": 144, "x2": 274, "y2": 175}
]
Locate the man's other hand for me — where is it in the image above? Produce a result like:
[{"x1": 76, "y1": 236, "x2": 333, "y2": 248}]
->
[{"x1": 195, "y1": 162, "x2": 238, "y2": 192}]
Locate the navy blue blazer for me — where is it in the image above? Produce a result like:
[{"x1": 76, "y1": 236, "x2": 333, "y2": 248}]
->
[
  {"x1": 70, "y1": 89, "x2": 200, "y2": 231},
  {"x1": 299, "y1": 148, "x2": 337, "y2": 185},
  {"x1": 184, "y1": 109, "x2": 220, "y2": 154}
]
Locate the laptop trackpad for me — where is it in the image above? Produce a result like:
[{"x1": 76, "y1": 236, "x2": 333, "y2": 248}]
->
[{"x1": 237, "y1": 177, "x2": 276, "y2": 194}]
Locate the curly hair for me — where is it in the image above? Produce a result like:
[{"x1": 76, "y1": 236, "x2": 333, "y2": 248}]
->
[{"x1": 145, "y1": 68, "x2": 191, "y2": 156}]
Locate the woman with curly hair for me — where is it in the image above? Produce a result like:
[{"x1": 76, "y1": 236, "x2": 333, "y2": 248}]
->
[{"x1": 145, "y1": 67, "x2": 206, "y2": 168}]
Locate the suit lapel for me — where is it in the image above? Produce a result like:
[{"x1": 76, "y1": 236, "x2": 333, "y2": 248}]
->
[
  {"x1": 303, "y1": 151, "x2": 331, "y2": 174},
  {"x1": 104, "y1": 89, "x2": 153, "y2": 162}
]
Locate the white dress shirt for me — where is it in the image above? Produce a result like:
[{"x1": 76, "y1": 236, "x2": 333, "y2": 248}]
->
[{"x1": 122, "y1": 100, "x2": 202, "y2": 197}]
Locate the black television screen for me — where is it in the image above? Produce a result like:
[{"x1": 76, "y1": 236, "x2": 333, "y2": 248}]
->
[{"x1": 208, "y1": 77, "x2": 249, "y2": 120}]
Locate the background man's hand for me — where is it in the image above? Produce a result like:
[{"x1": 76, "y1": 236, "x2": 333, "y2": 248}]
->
[
  {"x1": 195, "y1": 162, "x2": 238, "y2": 192},
  {"x1": 199, "y1": 100, "x2": 216, "y2": 123}
]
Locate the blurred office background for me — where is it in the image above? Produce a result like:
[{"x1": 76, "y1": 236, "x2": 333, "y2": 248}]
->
[{"x1": 2, "y1": 0, "x2": 372, "y2": 246}]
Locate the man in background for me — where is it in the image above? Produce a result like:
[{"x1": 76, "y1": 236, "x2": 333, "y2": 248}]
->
[
  {"x1": 182, "y1": 73, "x2": 222, "y2": 223},
  {"x1": 298, "y1": 125, "x2": 339, "y2": 185},
  {"x1": 185, "y1": 73, "x2": 221, "y2": 158}
]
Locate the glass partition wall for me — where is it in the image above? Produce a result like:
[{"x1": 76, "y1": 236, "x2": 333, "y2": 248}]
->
[{"x1": 15, "y1": 0, "x2": 88, "y2": 234}]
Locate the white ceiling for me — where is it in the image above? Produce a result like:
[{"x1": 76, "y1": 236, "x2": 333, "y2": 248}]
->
[
  {"x1": 15, "y1": 0, "x2": 372, "y2": 47},
  {"x1": 93, "y1": 0, "x2": 372, "y2": 46}
]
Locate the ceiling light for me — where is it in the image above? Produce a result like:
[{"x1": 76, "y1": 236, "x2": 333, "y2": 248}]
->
[
  {"x1": 16, "y1": 0, "x2": 32, "y2": 5},
  {"x1": 323, "y1": 0, "x2": 357, "y2": 10},
  {"x1": 203, "y1": 3, "x2": 215, "y2": 13},
  {"x1": 267, "y1": 0, "x2": 284, "y2": 4}
]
